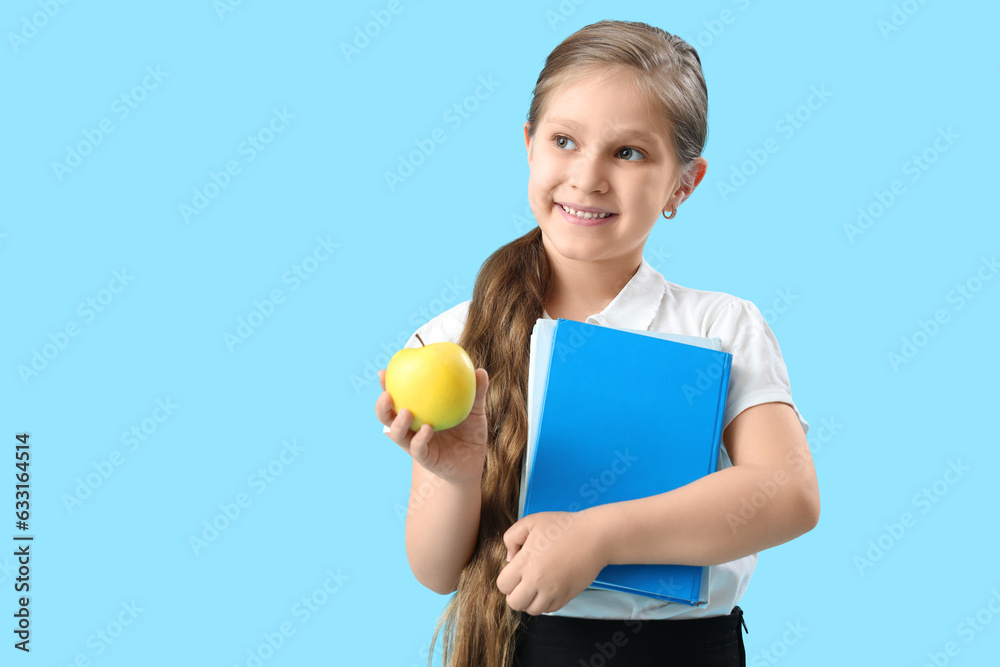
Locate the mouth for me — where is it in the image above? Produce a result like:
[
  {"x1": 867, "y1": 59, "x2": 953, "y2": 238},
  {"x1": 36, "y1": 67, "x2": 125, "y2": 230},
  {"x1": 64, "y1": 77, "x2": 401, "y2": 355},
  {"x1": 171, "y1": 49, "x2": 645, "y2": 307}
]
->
[{"x1": 556, "y1": 203, "x2": 618, "y2": 226}]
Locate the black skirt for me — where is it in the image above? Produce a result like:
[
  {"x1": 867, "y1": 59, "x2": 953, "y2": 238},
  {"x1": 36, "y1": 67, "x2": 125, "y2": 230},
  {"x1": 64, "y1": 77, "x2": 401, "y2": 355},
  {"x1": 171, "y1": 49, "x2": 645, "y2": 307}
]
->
[{"x1": 513, "y1": 606, "x2": 747, "y2": 667}]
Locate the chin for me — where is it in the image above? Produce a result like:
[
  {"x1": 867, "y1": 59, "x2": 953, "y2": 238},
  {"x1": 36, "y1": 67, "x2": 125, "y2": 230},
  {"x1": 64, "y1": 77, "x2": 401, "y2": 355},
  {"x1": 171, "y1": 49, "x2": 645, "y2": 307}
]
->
[{"x1": 540, "y1": 229, "x2": 610, "y2": 260}]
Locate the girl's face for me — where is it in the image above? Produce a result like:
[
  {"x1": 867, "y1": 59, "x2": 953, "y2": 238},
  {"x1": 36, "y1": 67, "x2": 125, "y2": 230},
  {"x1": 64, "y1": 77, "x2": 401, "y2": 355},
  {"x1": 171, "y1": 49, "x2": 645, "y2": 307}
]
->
[{"x1": 524, "y1": 68, "x2": 697, "y2": 265}]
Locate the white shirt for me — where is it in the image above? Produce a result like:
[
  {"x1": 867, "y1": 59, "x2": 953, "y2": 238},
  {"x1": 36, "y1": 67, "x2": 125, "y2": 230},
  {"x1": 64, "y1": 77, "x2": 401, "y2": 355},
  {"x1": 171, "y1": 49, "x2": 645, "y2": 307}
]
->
[{"x1": 383, "y1": 256, "x2": 810, "y2": 620}]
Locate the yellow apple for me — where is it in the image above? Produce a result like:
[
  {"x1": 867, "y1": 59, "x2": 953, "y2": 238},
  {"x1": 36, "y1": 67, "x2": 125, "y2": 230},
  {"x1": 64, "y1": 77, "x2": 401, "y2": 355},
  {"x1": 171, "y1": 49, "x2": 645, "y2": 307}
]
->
[{"x1": 385, "y1": 334, "x2": 477, "y2": 432}]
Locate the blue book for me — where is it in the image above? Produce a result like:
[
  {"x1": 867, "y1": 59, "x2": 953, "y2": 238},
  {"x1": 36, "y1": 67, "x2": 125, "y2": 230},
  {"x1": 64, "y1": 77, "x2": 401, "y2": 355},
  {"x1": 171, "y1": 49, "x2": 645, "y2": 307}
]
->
[{"x1": 518, "y1": 318, "x2": 733, "y2": 605}]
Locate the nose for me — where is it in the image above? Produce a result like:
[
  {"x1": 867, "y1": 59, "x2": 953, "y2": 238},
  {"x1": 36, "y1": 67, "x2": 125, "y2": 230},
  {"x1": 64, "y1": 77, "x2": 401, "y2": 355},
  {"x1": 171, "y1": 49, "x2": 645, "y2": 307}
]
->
[{"x1": 568, "y1": 151, "x2": 609, "y2": 193}]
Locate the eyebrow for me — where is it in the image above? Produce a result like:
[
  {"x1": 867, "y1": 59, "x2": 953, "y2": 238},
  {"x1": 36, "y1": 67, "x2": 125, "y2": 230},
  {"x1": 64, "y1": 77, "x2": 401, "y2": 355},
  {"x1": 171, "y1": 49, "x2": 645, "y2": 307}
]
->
[{"x1": 545, "y1": 117, "x2": 663, "y2": 148}]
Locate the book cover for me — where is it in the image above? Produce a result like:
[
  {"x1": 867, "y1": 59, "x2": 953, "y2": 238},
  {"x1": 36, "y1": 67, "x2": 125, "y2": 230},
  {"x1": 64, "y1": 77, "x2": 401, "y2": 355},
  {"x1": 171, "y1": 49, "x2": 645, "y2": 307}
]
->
[{"x1": 519, "y1": 318, "x2": 732, "y2": 605}]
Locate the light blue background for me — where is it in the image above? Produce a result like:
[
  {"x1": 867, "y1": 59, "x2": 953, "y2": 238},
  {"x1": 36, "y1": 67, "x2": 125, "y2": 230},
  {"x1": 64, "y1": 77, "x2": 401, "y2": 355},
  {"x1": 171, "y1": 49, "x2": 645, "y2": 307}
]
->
[{"x1": 3, "y1": 0, "x2": 998, "y2": 665}]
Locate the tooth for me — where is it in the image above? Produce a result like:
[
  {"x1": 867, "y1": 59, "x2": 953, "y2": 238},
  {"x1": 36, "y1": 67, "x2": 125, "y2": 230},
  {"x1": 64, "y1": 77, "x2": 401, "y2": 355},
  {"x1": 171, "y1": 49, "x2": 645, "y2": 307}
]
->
[{"x1": 562, "y1": 204, "x2": 612, "y2": 220}]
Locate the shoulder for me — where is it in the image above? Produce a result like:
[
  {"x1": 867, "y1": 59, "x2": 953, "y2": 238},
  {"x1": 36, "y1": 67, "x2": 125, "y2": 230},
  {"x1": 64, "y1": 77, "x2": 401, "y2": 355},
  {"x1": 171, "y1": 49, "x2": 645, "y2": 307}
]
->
[
  {"x1": 668, "y1": 280, "x2": 744, "y2": 318},
  {"x1": 401, "y1": 299, "x2": 472, "y2": 349},
  {"x1": 649, "y1": 268, "x2": 761, "y2": 339}
]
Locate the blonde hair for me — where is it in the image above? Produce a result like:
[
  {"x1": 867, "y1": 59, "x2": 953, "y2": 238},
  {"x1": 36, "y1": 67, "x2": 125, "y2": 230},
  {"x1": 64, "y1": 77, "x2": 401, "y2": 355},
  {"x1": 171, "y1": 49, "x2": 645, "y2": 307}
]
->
[
  {"x1": 426, "y1": 20, "x2": 708, "y2": 667},
  {"x1": 526, "y1": 20, "x2": 708, "y2": 189}
]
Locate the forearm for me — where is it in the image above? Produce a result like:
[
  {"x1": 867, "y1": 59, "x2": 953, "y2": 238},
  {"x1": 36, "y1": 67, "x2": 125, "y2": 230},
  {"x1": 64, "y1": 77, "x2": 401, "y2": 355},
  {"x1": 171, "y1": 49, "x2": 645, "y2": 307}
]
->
[
  {"x1": 585, "y1": 461, "x2": 819, "y2": 567},
  {"x1": 405, "y1": 465, "x2": 482, "y2": 594}
]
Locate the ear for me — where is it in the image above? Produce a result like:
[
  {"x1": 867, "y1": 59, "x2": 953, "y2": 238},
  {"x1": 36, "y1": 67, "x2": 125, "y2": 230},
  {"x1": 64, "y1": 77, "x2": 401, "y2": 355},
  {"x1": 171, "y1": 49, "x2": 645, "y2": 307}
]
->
[
  {"x1": 523, "y1": 122, "x2": 533, "y2": 163},
  {"x1": 669, "y1": 157, "x2": 708, "y2": 209}
]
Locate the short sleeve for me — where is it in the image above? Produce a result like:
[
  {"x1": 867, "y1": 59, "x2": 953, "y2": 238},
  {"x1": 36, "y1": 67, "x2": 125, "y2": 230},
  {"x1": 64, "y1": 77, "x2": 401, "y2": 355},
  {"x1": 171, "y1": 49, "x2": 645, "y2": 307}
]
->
[{"x1": 707, "y1": 298, "x2": 809, "y2": 438}]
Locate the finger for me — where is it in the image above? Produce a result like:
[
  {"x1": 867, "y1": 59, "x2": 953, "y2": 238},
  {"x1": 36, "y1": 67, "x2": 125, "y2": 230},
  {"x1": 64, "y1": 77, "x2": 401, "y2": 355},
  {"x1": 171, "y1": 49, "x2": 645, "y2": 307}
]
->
[
  {"x1": 506, "y1": 585, "x2": 538, "y2": 614},
  {"x1": 503, "y1": 519, "x2": 529, "y2": 560},
  {"x1": 375, "y1": 390, "x2": 392, "y2": 426},
  {"x1": 495, "y1": 560, "x2": 519, "y2": 595},
  {"x1": 469, "y1": 368, "x2": 490, "y2": 414},
  {"x1": 407, "y1": 421, "x2": 434, "y2": 462},
  {"x1": 378, "y1": 368, "x2": 386, "y2": 391},
  {"x1": 388, "y1": 407, "x2": 417, "y2": 450},
  {"x1": 377, "y1": 390, "x2": 403, "y2": 431},
  {"x1": 525, "y1": 594, "x2": 552, "y2": 617}
]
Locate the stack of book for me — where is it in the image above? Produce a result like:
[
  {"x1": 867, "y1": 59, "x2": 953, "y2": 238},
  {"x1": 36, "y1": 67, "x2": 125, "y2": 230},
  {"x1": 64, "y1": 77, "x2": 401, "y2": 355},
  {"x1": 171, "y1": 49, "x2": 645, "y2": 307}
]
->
[{"x1": 517, "y1": 318, "x2": 733, "y2": 605}]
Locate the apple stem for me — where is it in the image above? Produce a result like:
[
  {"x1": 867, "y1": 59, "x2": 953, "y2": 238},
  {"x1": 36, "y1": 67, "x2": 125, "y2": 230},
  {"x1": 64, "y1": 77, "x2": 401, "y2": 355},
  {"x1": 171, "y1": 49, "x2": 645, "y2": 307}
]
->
[{"x1": 415, "y1": 333, "x2": 425, "y2": 347}]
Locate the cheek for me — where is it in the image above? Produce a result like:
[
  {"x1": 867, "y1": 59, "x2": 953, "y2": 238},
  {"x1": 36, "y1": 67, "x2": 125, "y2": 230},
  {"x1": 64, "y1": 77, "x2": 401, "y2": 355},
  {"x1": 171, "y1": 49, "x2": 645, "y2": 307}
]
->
[
  {"x1": 527, "y1": 170, "x2": 552, "y2": 202},
  {"x1": 529, "y1": 165, "x2": 560, "y2": 198}
]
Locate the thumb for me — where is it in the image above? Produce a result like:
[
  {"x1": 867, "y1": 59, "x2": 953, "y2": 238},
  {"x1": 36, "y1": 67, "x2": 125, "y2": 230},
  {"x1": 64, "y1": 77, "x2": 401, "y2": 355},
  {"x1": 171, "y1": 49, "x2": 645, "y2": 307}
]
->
[{"x1": 473, "y1": 368, "x2": 489, "y2": 409}]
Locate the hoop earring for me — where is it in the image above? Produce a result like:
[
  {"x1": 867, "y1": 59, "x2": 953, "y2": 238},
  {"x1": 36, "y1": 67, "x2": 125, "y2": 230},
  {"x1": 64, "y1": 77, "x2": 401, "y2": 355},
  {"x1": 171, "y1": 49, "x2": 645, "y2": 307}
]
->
[{"x1": 662, "y1": 208, "x2": 676, "y2": 220}]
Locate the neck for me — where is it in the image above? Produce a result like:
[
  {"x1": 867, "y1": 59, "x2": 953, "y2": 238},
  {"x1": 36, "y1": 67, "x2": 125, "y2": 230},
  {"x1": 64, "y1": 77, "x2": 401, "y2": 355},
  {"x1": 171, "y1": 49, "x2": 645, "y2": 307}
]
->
[{"x1": 542, "y1": 239, "x2": 642, "y2": 319}]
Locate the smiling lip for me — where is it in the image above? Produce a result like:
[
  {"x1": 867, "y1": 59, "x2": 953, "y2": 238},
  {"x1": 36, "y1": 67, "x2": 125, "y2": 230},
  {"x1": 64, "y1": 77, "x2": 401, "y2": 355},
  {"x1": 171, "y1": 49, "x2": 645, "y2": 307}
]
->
[{"x1": 556, "y1": 202, "x2": 618, "y2": 226}]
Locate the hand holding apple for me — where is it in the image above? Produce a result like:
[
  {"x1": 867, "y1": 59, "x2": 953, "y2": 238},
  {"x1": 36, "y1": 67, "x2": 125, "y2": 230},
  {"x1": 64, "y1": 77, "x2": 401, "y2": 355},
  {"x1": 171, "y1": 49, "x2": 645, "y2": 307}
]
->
[{"x1": 377, "y1": 362, "x2": 490, "y2": 487}]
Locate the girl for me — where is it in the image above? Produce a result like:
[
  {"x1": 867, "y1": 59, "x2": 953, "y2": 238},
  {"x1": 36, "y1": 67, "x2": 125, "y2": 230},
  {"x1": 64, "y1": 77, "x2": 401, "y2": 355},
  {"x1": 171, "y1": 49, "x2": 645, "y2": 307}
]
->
[{"x1": 376, "y1": 19, "x2": 819, "y2": 667}]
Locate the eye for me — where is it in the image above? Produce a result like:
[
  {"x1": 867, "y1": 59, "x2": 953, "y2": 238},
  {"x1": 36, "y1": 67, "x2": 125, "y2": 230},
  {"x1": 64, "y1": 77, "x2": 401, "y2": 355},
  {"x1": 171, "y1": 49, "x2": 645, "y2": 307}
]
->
[
  {"x1": 616, "y1": 146, "x2": 645, "y2": 161},
  {"x1": 554, "y1": 135, "x2": 577, "y2": 150}
]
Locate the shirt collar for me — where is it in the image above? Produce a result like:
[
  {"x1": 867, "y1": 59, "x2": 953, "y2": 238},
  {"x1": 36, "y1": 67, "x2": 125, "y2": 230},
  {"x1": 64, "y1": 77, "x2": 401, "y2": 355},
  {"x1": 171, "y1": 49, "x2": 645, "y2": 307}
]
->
[{"x1": 543, "y1": 257, "x2": 665, "y2": 331}]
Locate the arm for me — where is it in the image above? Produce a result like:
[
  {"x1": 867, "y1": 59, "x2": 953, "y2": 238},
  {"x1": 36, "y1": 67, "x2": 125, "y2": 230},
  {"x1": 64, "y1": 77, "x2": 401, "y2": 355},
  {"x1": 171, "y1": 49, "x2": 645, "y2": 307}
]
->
[
  {"x1": 405, "y1": 460, "x2": 482, "y2": 594},
  {"x1": 584, "y1": 401, "x2": 820, "y2": 567},
  {"x1": 378, "y1": 365, "x2": 490, "y2": 596}
]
